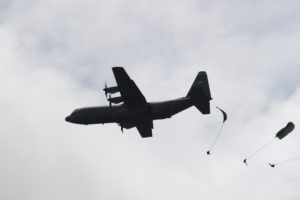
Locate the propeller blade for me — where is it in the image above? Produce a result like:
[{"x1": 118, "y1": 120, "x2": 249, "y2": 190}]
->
[
  {"x1": 109, "y1": 94, "x2": 112, "y2": 107},
  {"x1": 104, "y1": 82, "x2": 108, "y2": 97}
]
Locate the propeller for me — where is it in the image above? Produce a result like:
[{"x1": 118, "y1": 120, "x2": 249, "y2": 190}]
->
[
  {"x1": 108, "y1": 94, "x2": 112, "y2": 107},
  {"x1": 103, "y1": 82, "x2": 108, "y2": 97}
]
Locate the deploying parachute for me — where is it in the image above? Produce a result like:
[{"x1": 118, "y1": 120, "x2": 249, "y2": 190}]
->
[
  {"x1": 207, "y1": 106, "x2": 228, "y2": 155},
  {"x1": 217, "y1": 106, "x2": 227, "y2": 123},
  {"x1": 243, "y1": 122, "x2": 295, "y2": 165}
]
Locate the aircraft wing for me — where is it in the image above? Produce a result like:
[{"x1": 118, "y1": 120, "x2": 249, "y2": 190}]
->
[
  {"x1": 112, "y1": 67, "x2": 147, "y2": 108},
  {"x1": 136, "y1": 121, "x2": 153, "y2": 138}
]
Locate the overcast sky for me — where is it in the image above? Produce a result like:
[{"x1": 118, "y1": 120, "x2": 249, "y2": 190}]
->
[{"x1": 1, "y1": 0, "x2": 300, "y2": 199}]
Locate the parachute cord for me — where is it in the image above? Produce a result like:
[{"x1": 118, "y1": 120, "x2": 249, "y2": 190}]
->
[
  {"x1": 207, "y1": 123, "x2": 224, "y2": 154},
  {"x1": 246, "y1": 137, "x2": 276, "y2": 160},
  {"x1": 274, "y1": 155, "x2": 300, "y2": 166}
]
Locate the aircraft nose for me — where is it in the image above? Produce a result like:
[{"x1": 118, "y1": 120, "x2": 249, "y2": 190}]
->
[{"x1": 65, "y1": 115, "x2": 71, "y2": 122}]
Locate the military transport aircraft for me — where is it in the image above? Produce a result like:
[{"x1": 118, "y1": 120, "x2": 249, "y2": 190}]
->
[{"x1": 65, "y1": 67, "x2": 212, "y2": 138}]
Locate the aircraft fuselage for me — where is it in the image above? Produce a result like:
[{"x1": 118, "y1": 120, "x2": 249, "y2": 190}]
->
[{"x1": 65, "y1": 97, "x2": 193, "y2": 128}]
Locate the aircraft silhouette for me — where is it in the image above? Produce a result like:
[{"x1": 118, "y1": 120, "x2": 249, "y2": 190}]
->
[{"x1": 65, "y1": 67, "x2": 212, "y2": 137}]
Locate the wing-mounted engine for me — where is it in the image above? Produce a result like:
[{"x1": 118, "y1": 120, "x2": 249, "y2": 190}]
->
[
  {"x1": 107, "y1": 95, "x2": 123, "y2": 106},
  {"x1": 103, "y1": 83, "x2": 119, "y2": 97}
]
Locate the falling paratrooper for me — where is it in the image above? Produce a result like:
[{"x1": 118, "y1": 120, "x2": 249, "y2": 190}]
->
[{"x1": 268, "y1": 155, "x2": 300, "y2": 168}]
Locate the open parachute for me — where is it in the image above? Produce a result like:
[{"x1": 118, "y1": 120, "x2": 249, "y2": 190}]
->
[
  {"x1": 206, "y1": 106, "x2": 227, "y2": 155},
  {"x1": 276, "y1": 122, "x2": 295, "y2": 139},
  {"x1": 243, "y1": 122, "x2": 295, "y2": 165}
]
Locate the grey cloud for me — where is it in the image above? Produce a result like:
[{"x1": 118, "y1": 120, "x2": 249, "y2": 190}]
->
[{"x1": 1, "y1": 0, "x2": 300, "y2": 199}]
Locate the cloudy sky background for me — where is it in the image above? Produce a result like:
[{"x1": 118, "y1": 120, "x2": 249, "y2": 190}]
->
[{"x1": 1, "y1": 0, "x2": 300, "y2": 199}]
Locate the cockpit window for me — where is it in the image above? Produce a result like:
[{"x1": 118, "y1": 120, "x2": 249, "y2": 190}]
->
[{"x1": 71, "y1": 109, "x2": 80, "y2": 115}]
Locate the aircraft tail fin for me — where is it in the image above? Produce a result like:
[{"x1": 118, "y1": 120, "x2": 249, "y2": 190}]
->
[{"x1": 187, "y1": 72, "x2": 212, "y2": 114}]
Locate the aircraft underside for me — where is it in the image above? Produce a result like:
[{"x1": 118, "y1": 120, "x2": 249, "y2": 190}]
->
[{"x1": 66, "y1": 67, "x2": 212, "y2": 137}]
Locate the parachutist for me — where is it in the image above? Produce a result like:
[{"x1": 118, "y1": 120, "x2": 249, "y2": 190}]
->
[
  {"x1": 206, "y1": 107, "x2": 228, "y2": 155},
  {"x1": 243, "y1": 159, "x2": 248, "y2": 166},
  {"x1": 269, "y1": 163, "x2": 275, "y2": 168},
  {"x1": 243, "y1": 122, "x2": 295, "y2": 164}
]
